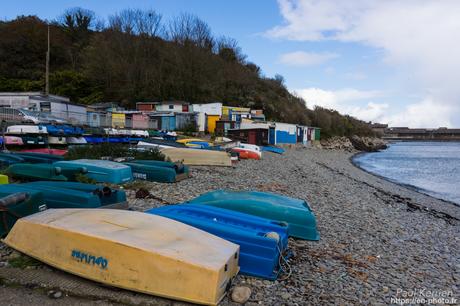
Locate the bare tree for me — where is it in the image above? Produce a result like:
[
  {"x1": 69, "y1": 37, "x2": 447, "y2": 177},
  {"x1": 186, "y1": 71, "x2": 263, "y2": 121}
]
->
[
  {"x1": 167, "y1": 13, "x2": 214, "y2": 50},
  {"x1": 108, "y1": 9, "x2": 163, "y2": 37},
  {"x1": 216, "y1": 36, "x2": 246, "y2": 63}
]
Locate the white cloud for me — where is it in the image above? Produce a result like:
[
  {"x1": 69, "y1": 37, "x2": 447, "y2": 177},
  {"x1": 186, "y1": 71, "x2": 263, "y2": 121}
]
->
[
  {"x1": 279, "y1": 51, "x2": 339, "y2": 66},
  {"x1": 269, "y1": 0, "x2": 460, "y2": 127},
  {"x1": 294, "y1": 87, "x2": 387, "y2": 122},
  {"x1": 295, "y1": 87, "x2": 455, "y2": 127},
  {"x1": 385, "y1": 98, "x2": 454, "y2": 128}
]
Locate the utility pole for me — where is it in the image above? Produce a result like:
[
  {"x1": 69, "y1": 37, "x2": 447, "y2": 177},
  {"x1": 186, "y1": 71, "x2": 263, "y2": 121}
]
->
[{"x1": 45, "y1": 24, "x2": 50, "y2": 95}]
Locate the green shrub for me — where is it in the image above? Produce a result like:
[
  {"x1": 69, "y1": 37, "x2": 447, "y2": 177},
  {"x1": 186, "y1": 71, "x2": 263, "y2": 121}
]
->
[{"x1": 65, "y1": 143, "x2": 165, "y2": 161}]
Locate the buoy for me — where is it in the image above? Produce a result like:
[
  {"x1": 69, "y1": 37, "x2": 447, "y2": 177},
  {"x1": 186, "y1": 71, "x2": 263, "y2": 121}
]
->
[{"x1": 265, "y1": 232, "x2": 280, "y2": 242}]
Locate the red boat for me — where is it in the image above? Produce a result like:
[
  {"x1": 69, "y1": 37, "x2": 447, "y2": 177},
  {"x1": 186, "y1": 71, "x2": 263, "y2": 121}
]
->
[
  {"x1": 231, "y1": 147, "x2": 261, "y2": 160},
  {"x1": 21, "y1": 148, "x2": 68, "y2": 156},
  {"x1": 1, "y1": 136, "x2": 24, "y2": 146}
]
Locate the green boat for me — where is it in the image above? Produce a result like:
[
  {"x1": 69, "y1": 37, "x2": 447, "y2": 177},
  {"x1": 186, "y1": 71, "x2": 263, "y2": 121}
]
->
[
  {"x1": 131, "y1": 160, "x2": 188, "y2": 175},
  {"x1": 0, "y1": 183, "x2": 127, "y2": 210},
  {"x1": 12, "y1": 152, "x2": 64, "y2": 163},
  {"x1": 0, "y1": 154, "x2": 24, "y2": 169},
  {"x1": 187, "y1": 190, "x2": 319, "y2": 241},
  {"x1": 124, "y1": 160, "x2": 189, "y2": 183},
  {"x1": 23, "y1": 181, "x2": 128, "y2": 209},
  {"x1": 6, "y1": 163, "x2": 71, "y2": 181},
  {"x1": 0, "y1": 191, "x2": 47, "y2": 237}
]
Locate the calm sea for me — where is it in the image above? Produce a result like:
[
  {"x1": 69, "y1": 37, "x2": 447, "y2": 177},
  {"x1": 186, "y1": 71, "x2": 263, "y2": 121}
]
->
[{"x1": 353, "y1": 141, "x2": 460, "y2": 205}]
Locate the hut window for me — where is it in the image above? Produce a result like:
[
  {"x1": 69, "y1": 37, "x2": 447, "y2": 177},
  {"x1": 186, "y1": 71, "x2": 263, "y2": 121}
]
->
[{"x1": 169, "y1": 105, "x2": 174, "y2": 109}]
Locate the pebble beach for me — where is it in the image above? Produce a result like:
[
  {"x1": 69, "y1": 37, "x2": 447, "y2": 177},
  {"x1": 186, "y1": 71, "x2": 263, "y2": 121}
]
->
[{"x1": 1, "y1": 147, "x2": 459, "y2": 305}]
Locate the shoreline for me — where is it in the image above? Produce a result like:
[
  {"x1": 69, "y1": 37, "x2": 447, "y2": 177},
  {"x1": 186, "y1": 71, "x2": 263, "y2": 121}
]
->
[
  {"x1": 350, "y1": 151, "x2": 460, "y2": 209},
  {"x1": 0, "y1": 147, "x2": 459, "y2": 305}
]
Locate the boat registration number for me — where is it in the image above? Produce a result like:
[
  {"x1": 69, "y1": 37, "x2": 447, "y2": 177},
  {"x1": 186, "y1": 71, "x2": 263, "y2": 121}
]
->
[
  {"x1": 133, "y1": 172, "x2": 147, "y2": 180},
  {"x1": 71, "y1": 249, "x2": 108, "y2": 269}
]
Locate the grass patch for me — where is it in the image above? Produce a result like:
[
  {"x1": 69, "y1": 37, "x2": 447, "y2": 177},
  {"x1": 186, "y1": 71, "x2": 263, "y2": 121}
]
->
[
  {"x1": 123, "y1": 180, "x2": 153, "y2": 190},
  {"x1": 8, "y1": 255, "x2": 42, "y2": 269},
  {"x1": 65, "y1": 143, "x2": 165, "y2": 161},
  {"x1": 74, "y1": 173, "x2": 97, "y2": 184}
]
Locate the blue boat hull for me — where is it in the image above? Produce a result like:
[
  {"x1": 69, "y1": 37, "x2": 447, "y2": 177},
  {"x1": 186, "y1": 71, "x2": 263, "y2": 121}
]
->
[
  {"x1": 146, "y1": 204, "x2": 289, "y2": 279},
  {"x1": 187, "y1": 190, "x2": 319, "y2": 241},
  {"x1": 261, "y1": 146, "x2": 285, "y2": 154}
]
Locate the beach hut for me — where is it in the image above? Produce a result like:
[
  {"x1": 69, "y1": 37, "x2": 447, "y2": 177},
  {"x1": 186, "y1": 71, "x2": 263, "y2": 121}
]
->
[
  {"x1": 175, "y1": 113, "x2": 198, "y2": 131},
  {"x1": 215, "y1": 120, "x2": 237, "y2": 136},
  {"x1": 269, "y1": 122, "x2": 297, "y2": 145},
  {"x1": 149, "y1": 112, "x2": 176, "y2": 131},
  {"x1": 132, "y1": 113, "x2": 149, "y2": 129},
  {"x1": 191, "y1": 103, "x2": 222, "y2": 133},
  {"x1": 111, "y1": 113, "x2": 125, "y2": 128},
  {"x1": 205, "y1": 115, "x2": 220, "y2": 133},
  {"x1": 227, "y1": 128, "x2": 269, "y2": 146},
  {"x1": 314, "y1": 128, "x2": 321, "y2": 141}
]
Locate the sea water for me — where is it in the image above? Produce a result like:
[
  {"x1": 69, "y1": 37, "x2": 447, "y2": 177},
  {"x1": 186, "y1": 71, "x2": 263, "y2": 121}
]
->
[{"x1": 353, "y1": 142, "x2": 460, "y2": 205}]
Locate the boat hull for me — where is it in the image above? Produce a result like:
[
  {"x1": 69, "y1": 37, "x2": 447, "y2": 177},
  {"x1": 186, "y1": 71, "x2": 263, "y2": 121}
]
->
[
  {"x1": 3, "y1": 182, "x2": 127, "y2": 209},
  {"x1": 6, "y1": 163, "x2": 69, "y2": 181},
  {"x1": 231, "y1": 148, "x2": 261, "y2": 160},
  {"x1": 22, "y1": 181, "x2": 127, "y2": 208},
  {"x1": 21, "y1": 149, "x2": 67, "y2": 156},
  {"x1": 161, "y1": 148, "x2": 232, "y2": 167},
  {"x1": 147, "y1": 204, "x2": 289, "y2": 279},
  {"x1": 3, "y1": 209, "x2": 239, "y2": 305},
  {"x1": 54, "y1": 159, "x2": 133, "y2": 184},
  {"x1": 188, "y1": 190, "x2": 319, "y2": 240},
  {"x1": 0, "y1": 191, "x2": 47, "y2": 237}
]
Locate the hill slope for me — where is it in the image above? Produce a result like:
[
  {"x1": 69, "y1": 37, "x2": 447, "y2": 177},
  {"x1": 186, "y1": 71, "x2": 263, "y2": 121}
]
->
[{"x1": 0, "y1": 9, "x2": 374, "y2": 138}]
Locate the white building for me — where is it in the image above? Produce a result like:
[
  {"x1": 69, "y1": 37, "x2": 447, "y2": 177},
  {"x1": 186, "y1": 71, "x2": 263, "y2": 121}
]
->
[
  {"x1": 0, "y1": 92, "x2": 87, "y2": 124},
  {"x1": 191, "y1": 102, "x2": 223, "y2": 132}
]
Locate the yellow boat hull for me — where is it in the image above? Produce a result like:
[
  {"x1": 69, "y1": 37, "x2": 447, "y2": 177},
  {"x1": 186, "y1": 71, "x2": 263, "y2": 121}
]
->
[
  {"x1": 161, "y1": 148, "x2": 232, "y2": 167},
  {"x1": 0, "y1": 174, "x2": 8, "y2": 184},
  {"x1": 3, "y1": 209, "x2": 239, "y2": 305}
]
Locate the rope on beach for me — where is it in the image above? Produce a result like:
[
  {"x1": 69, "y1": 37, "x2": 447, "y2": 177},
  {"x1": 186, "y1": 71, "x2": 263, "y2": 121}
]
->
[{"x1": 277, "y1": 244, "x2": 292, "y2": 281}]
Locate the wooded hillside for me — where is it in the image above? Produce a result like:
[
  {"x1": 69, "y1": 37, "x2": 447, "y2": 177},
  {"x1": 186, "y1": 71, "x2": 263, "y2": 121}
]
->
[{"x1": 0, "y1": 8, "x2": 375, "y2": 138}]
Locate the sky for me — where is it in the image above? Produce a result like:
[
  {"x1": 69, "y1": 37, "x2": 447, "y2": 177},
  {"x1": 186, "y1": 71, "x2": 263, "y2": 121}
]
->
[{"x1": 2, "y1": 0, "x2": 460, "y2": 127}]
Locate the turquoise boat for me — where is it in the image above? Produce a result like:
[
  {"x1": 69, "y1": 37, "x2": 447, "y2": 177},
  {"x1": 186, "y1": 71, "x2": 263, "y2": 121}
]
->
[
  {"x1": 130, "y1": 160, "x2": 188, "y2": 175},
  {"x1": 6, "y1": 163, "x2": 70, "y2": 181},
  {"x1": 124, "y1": 160, "x2": 189, "y2": 183},
  {"x1": 0, "y1": 191, "x2": 47, "y2": 237},
  {"x1": 0, "y1": 183, "x2": 127, "y2": 210},
  {"x1": 0, "y1": 154, "x2": 24, "y2": 168},
  {"x1": 23, "y1": 181, "x2": 127, "y2": 208},
  {"x1": 187, "y1": 190, "x2": 319, "y2": 240},
  {"x1": 12, "y1": 152, "x2": 64, "y2": 163},
  {"x1": 54, "y1": 159, "x2": 133, "y2": 184}
]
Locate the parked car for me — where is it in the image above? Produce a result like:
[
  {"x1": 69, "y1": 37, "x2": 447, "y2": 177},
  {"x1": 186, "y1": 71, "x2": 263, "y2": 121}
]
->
[
  {"x1": 19, "y1": 109, "x2": 68, "y2": 124},
  {"x1": 0, "y1": 107, "x2": 39, "y2": 123}
]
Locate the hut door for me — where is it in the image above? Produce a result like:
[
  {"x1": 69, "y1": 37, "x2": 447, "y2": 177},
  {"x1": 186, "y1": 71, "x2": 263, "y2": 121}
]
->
[
  {"x1": 296, "y1": 127, "x2": 303, "y2": 143},
  {"x1": 248, "y1": 131, "x2": 257, "y2": 144},
  {"x1": 269, "y1": 127, "x2": 275, "y2": 144}
]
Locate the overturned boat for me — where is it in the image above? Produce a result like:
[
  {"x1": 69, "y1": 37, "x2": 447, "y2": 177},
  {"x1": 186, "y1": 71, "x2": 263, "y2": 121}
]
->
[
  {"x1": 0, "y1": 191, "x2": 47, "y2": 237},
  {"x1": 3, "y1": 209, "x2": 240, "y2": 305},
  {"x1": 6, "y1": 163, "x2": 71, "y2": 181},
  {"x1": 3, "y1": 182, "x2": 127, "y2": 209},
  {"x1": 21, "y1": 148, "x2": 67, "y2": 156},
  {"x1": 147, "y1": 204, "x2": 289, "y2": 279},
  {"x1": 54, "y1": 159, "x2": 133, "y2": 184},
  {"x1": 187, "y1": 190, "x2": 319, "y2": 240},
  {"x1": 124, "y1": 160, "x2": 189, "y2": 183},
  {"x1": 161, "y1": 147, "x2": 232, "y2": 167}
]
